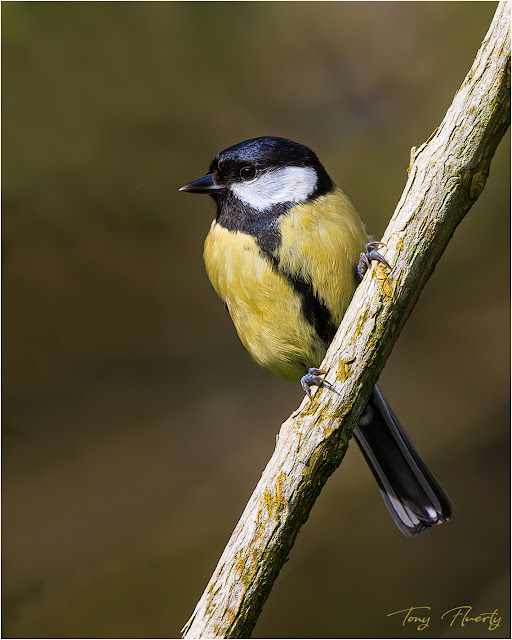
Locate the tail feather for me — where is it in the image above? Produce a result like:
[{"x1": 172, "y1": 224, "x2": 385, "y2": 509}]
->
[{"x1": 354, "y1": 385, "x2": 452, "y2": 536}]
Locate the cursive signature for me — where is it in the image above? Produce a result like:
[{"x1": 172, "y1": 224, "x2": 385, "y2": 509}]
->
[
  {"x1": 387, "y1": 605, "x2": 502, "y2": 631},
  {"x1": 441, "y1": 605, "x2": 501, "y2": 631},
  {"x1": 387, "y1": 606, "x2": 432, "y2": 630}
]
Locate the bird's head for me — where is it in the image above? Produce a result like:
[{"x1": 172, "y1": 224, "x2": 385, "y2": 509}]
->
[{"x1": 179, "y1": 137, "x2": 333, "y2": 212}]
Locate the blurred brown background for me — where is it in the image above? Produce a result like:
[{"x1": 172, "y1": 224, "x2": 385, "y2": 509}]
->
[{"x1": 2, "y1": 2, "x2": 510, "y2": 638}]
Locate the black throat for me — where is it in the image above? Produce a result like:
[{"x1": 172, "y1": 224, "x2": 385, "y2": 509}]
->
[{"x1": 213, "y1": 190, "x2": 292, "y2": 254}]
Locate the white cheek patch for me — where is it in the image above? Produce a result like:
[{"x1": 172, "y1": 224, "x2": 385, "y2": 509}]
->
[{"x1": 230, "y1": 166, "x2": 318, "y2": 212}]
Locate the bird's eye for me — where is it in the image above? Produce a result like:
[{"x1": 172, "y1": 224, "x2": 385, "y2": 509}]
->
[{"x1": 240, "y1": 166, "x2": 256, "y2": 181}]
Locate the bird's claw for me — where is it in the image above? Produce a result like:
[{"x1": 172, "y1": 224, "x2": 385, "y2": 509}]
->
[
  {"x1": 357, "y1": 241, "x2": 390, "y2": 280},
  {"x1": 301, "y1": 368, "x2": 338, "y2": 400}
]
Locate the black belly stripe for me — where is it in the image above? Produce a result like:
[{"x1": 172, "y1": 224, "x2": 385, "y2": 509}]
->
[
  {"x1": 215, "y1": 192, "x2": 338, "y2": 347},
  {"x1": 264, "y1": 252, "x2": 338, "y2": 347}
]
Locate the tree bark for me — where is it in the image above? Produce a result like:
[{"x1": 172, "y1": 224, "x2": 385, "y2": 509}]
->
[{"x1": 182, "y1": 3, "x2": 511, "y2": 638}]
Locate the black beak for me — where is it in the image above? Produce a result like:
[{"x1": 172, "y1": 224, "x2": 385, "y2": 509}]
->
[{"x1": 179, "y1": 173, "x2": 224, "y2": 194}]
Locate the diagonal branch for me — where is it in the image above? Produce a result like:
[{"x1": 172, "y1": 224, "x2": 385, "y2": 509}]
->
[{"x1": 182, "y1": 3, "x2": 510, "y2": 638}]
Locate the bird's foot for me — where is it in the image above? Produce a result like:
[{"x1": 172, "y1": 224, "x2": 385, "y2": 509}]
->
[
  {"x1": 301, "y1": 368, "x2": 338, "y2": 400},
  {"x1": 357, "y1": 241, "x2": 390, "y2": 280}
]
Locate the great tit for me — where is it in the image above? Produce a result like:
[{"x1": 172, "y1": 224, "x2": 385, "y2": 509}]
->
[{"x1": 180, "y1": 136, "x2": 452, "y2": 536}]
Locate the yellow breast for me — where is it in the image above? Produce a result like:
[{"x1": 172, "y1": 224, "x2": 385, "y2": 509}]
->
[
  {"x1": 277, "y1": 187, "x2": 367, "y2": 326},
  {"x1": 203, "y1": 187, "x2": 367, "y2": 383}
]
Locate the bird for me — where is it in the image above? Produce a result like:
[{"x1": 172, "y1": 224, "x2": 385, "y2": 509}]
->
[{"x1": 180, "y1": 136, "x2": 452, "y2": 536}]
